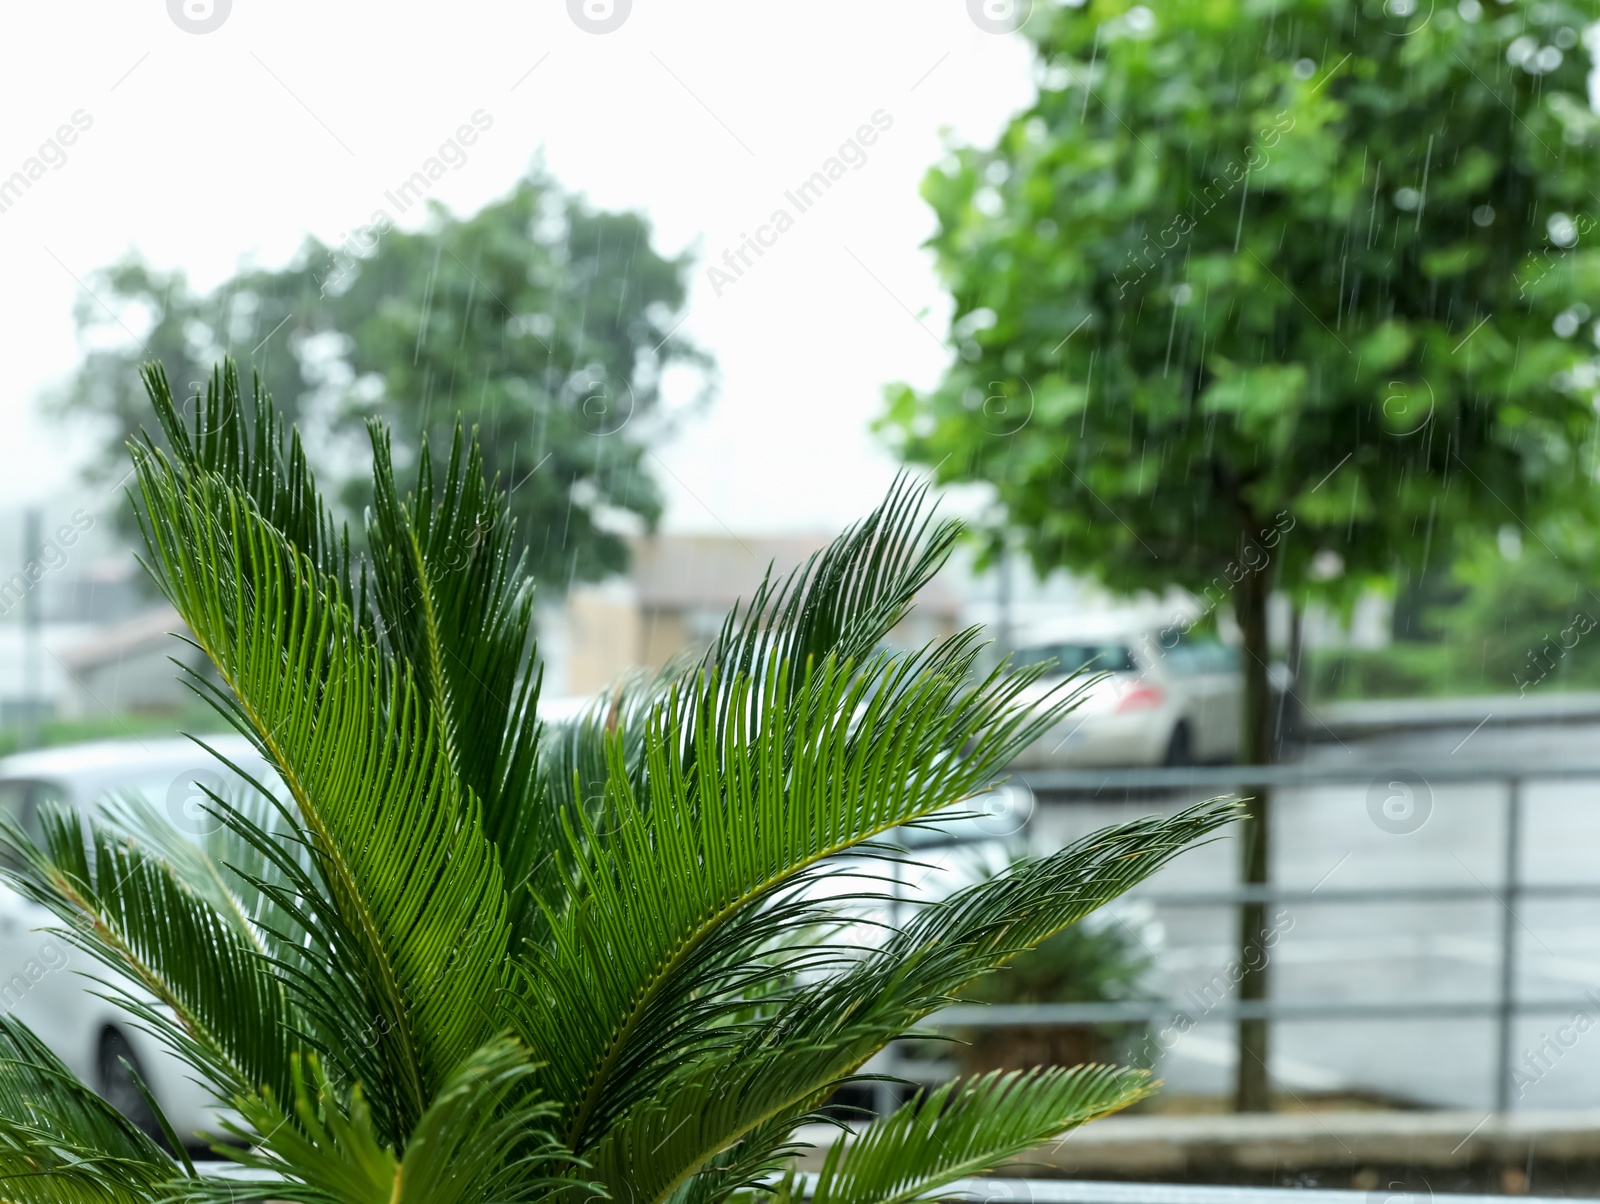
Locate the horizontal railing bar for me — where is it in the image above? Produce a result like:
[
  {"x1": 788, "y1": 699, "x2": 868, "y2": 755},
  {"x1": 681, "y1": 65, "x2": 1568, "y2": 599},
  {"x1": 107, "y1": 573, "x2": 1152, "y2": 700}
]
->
[
  {"x1": 1013, "y1": 764, "x2": 1600, "y2": 791},
  {"x1": 862, "y1": 1178, "x2": 1566, "y2": 1204},
  {"x1": 1134, "y1": 883, "x2": 1600, "y2": 906},
  {"x1": 927, "y1": 998, "x2": 1600, "y2": 1025}
]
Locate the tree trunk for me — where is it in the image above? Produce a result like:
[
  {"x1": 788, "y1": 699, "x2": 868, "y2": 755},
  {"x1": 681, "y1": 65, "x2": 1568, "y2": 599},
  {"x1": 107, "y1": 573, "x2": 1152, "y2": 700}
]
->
[{"x1": 1233, "y1": 552, "x2": 1275, "y2": 1112}]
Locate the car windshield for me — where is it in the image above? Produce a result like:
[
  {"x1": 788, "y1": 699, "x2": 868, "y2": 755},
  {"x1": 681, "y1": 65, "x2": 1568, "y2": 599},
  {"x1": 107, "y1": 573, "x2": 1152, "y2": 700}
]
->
[
  {"x1": 1164, "y1": 634, "x2": 1239, "y2": 676},
  {"x1": 0, "y1": 778, "x2": 66, "y2": 850},
  {"x1": 1011, "y1": 642, "x2": 1136, "y2": 676},
  {"x1": 98, "y1": 763, "x2": 282, "y2": 845}
]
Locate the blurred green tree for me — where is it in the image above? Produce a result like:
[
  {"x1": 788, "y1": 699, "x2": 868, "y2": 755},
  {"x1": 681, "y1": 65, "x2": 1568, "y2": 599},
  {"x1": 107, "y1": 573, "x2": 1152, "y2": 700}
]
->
[
  {"x1": 1434, "y1": 531, "x2": 1600, "y2": 691},
  {"x1": 53, "y1": 172, "x2": 710, "y2": 589},
  {"x1": 879, "y1": 0, "x2": 1600, "y2": 1110}
]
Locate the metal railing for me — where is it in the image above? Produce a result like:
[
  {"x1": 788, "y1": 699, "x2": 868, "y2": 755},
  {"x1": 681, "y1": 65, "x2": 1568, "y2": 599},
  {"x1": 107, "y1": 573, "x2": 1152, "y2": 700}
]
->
[
  {"x1": 868, "y1": 1178, "x2": 1563, "y2": 1204},
  {"x1": 801, "y1": 1178, "x2": 1565, "y2": 1204},
  {"x1": 917, "y1": 761, "x2": 1600, "y2": 1114},
  {"x1": 189, "y1": 1166, "x2": 1563, "y2": 1203}
]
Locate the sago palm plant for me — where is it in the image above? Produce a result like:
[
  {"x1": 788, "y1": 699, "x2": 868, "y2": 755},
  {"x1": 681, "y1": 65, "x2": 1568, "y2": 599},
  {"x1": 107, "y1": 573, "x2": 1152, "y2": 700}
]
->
[{"x1": 0, "y1": 360, "x2": 1238, "y2": 1204}]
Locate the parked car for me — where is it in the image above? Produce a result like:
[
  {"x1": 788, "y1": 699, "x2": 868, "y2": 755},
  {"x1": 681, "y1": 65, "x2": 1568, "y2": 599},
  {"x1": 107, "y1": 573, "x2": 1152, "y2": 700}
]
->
[
  {"x1": 1004, "y1": 615, "x2": 1242, "y2": 767},
  {"x1": 0, "y1": 735, "x2": 272, "y2": 1148}
]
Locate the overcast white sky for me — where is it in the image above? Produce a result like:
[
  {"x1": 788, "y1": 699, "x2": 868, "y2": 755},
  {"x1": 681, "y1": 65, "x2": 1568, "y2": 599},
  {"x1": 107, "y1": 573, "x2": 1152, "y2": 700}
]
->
[{"x1": 0, "y1": 0, "x2": 1037, "y2": 535}]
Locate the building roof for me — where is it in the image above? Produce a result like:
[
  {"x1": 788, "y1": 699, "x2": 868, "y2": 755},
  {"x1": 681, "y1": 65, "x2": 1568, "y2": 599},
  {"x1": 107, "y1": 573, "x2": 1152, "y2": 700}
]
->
[
  {"x1": 59, "y1": 604, "x2": 190, "y2": 673},
  {"x1": 628, "y1": 534, "x2": 963, "y2": 617}
]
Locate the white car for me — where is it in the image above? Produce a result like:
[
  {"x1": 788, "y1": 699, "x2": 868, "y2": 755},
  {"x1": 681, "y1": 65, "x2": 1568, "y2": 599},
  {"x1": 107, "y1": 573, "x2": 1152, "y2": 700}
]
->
[
  {"x1": 1005, "y1": 615, "x2": 1242, "y2": 767},
  {"x1": 0, "y1": 735, "x2": 271, "y2": 1149}
]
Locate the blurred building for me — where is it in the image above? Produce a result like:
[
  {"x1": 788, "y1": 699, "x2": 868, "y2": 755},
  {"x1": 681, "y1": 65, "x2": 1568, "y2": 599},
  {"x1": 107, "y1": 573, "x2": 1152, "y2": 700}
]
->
[
  {"x1": 57, "y1": 604, "x2": 211, "y2": 716},
  {"x1": 0, "y1": 500, "x2": 1401, "y2": 726},
  {"x1": 540, "y1": 533, "x2": 966, "y2": 698},
  {"x1": 0, "y1": 502, "x2": 163, "y2": 725}
]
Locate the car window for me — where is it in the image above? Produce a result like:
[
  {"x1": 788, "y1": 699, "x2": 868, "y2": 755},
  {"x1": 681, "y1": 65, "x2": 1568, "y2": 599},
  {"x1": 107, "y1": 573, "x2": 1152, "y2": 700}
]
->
[
  {"x1": 99, "y1": 766, "x2": 273, "y2": 844},
  {"x1": 1012, "y1": 642, "x2": 1136, "y2": 676},
  {"x1": 0, "y1": 779, "x2": 65, "y2": 851},
  {"x1": 1164, "y1": 634, "x2": 1239, "y2": 676}
]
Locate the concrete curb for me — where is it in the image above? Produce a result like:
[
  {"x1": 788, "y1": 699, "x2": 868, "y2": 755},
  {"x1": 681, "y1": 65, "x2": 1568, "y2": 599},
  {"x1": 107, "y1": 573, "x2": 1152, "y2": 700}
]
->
[
  {"x1": 1028, "y1": 1110, "x2": 1600, "y2": 1176},
  {"x1": 793, "y1": 1110, "x2": 1600, "y2": 1177}
]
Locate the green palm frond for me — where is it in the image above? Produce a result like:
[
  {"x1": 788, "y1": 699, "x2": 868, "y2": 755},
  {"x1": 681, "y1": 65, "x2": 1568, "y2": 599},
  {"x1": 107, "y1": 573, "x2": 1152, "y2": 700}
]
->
[
  {"x1": 141, "y1": 362, "x2": 361, "y2": 619},
  {"x1": 807, "y1": 1066, "x2": 1152, "y2": 1204},
  {"x1": 515, "y1": 634, "x2": 1071, "y2": 1150},
  {"x1": 132, "y1": 454, "x2": 509, "y2": 1140},
  {"x1": 384, "y1": 1037, "x2": 568, "y2": 1204},
  {"x1": 513, "y1": 480, "x2": 1082, "y2": 1159},
  {"x1": 578, "y1": 1033, "x2": 873, "y2": 1204},
  {"x1": 543, "y1": 478, "x2": 963, "y2": 818},
  {"x1": 818, "y1": 798, "x2": 1242, "y2": 1028},
  {"x1": 572, "y1": 799, "x2": 1237, "y2": 1204},
  {"x1": 98, "y1": 749, "x2": 314, "y2": 972},
  {"x1": 537, "y1": 659, "x2": 684, "y2": 834},
  {"x1": 365, "y1": 424, "x2": 553, "y2": 925},
  {"x1": 0, "y1": 359, "x2": 1243, "y2": 1204},
  {"x1": 705, "y1": 475, "x2": 958, "y2": 692},
  {"x1": 0, "y1": 1016, "x2": 174, "y2": 1204},
  {"x1": 147, "y1": 360, "x2": 556, "y2": 940},
  {"x1": 0, "y1": 807, "x2": 300, "y2": 1109},
  {"x1": 186, "y1": 1039, "x2": 568, "y2": 1204},
  {"x1": 206, "y1": 1056, "x2": 399, "y2": 1204}
]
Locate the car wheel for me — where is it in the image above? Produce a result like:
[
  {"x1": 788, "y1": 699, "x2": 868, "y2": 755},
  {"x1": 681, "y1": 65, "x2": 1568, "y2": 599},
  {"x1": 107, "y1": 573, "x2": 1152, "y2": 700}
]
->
[
  {"x1": 1162, "y1": 721, "x2": 1194, "y2": 767},
  {"x1": 97, "y1": 1027, "x2": 163, "y2": 1141}
]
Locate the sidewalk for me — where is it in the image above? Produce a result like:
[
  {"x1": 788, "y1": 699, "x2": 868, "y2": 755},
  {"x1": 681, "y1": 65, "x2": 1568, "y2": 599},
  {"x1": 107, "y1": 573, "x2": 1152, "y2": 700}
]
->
[{"x1": 1308, "y1": 690, "x2": 1600, "y2": 741}]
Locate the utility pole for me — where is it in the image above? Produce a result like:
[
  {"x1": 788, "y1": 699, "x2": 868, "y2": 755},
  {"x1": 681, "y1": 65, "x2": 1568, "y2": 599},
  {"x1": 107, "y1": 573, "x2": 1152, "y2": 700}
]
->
[
  {"x1": 996, "y1": 535, "x2": 1013, "y2": 660},
  {"x1": 19, "y1": 508, "x2": 41, "y2": 751}
]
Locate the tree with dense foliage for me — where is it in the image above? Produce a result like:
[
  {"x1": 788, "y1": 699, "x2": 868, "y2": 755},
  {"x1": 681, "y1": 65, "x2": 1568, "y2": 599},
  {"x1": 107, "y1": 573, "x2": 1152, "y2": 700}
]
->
[
  {"x1": 0, "y1": 361, "x2": 1236, "y2": 1203},
  {"x1": 880, "y1": 0, "x2": 1600, "y2": 1109},
  {"x1": 53, "y1": 172, "x2": 709, "y2": 588}
]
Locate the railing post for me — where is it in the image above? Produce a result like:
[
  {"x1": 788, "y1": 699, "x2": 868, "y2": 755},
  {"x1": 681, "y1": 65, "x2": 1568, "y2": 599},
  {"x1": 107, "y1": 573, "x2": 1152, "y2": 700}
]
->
[
  {"x1": 1494, "y1": 777, "x2": 1523, "y2": 1114},
  {"x1": 875, "y1": 851, "x2": 904, "y2": 1118}
]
